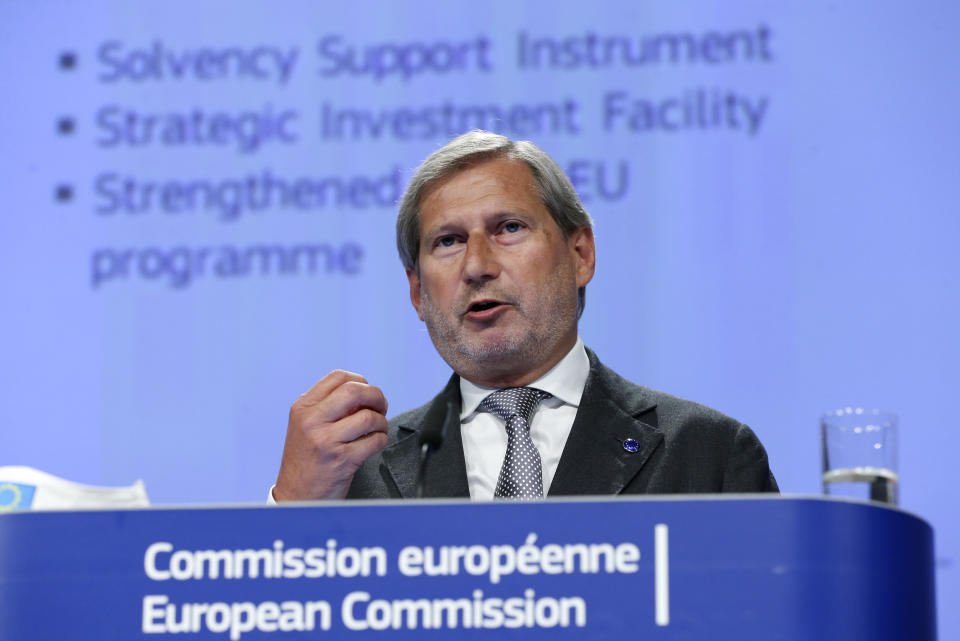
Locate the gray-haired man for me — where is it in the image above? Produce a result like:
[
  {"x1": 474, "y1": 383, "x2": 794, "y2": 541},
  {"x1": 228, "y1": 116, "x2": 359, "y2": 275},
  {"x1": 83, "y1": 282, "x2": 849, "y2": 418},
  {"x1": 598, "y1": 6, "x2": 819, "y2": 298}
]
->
[{"x1": 273, "y1": 131, "x2": 776, "y2": 501}]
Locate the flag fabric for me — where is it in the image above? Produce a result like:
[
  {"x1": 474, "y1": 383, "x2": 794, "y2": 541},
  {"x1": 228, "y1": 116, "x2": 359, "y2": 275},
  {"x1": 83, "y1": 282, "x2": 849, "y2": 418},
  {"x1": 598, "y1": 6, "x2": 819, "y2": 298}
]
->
[
  {"x1": 0, "y1": 466, "x2": 148, "y2": 510},
  {"x1": 0, "y1": 482, "x2": 36, "y2": 511}
]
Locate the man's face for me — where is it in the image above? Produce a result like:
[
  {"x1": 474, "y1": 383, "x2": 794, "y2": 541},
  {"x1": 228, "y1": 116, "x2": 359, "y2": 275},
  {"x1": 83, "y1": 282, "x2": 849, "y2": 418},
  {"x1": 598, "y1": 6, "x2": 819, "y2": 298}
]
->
[{"x1": 407, "y1": 157, "x2": 595, "y2": 388}]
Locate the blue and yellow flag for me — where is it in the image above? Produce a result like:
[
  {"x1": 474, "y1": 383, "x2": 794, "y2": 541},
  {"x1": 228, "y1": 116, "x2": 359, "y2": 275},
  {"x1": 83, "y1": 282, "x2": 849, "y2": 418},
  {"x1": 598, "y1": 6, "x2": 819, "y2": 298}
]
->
[{"x1": 0, "y1": 482, "x2": 36, "y2": 511}]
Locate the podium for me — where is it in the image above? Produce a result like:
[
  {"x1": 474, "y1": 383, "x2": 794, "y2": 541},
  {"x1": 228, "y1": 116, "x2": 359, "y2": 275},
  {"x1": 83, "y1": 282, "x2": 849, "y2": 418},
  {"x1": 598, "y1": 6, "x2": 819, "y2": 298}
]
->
[{"x1": 0, "y1": 497, "x2": 936, "y2": 640}]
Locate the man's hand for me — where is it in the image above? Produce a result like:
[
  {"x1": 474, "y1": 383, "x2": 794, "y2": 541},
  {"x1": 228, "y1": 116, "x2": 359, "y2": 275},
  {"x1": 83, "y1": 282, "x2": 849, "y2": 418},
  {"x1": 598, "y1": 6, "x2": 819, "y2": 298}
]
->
[{"x1": 273, "y1": 370, "x2": 389, "y2": 501}]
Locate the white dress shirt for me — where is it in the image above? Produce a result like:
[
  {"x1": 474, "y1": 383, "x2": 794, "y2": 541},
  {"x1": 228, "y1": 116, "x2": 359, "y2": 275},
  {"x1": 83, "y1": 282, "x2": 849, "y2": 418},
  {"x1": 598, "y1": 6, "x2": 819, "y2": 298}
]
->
[
  {"x1": 459, "y1": 337, "x2": 589, "y2": 500},
  {"x1": 269, "y1": 337, "x2": 590, "y2": 503}
]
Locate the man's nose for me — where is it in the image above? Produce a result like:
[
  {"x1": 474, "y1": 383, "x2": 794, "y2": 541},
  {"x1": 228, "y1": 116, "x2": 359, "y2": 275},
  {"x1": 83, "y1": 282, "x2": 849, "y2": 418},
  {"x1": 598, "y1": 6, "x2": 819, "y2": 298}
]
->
[{"x1": 462, "y1": 235, "x2": 501, "y2": 284}]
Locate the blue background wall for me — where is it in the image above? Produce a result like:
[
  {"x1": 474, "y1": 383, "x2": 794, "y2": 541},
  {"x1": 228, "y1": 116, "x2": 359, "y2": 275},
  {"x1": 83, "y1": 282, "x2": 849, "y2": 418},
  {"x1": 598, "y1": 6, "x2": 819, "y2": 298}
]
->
[{"x1": 2, "y1": 1, "x2": 956, "y2": 634}]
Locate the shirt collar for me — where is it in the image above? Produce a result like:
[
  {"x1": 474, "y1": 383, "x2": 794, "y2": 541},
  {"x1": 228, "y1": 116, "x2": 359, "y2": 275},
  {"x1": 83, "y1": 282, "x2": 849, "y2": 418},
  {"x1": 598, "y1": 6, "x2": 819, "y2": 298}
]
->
[{"x1": 459, "y1": 337, "x2": 590, "y2": 419}]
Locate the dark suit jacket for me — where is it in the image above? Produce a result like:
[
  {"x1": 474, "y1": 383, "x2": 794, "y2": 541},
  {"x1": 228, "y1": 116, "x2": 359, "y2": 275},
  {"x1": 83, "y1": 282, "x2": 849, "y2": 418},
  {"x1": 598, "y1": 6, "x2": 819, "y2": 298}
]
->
[{"x1": 346, "y1": 348, "x2": 778, "y2": 498}]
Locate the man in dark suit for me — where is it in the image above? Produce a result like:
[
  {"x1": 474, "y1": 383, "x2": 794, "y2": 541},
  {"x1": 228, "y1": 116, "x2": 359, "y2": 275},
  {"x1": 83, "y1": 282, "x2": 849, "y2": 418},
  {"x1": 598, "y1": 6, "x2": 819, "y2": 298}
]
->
[{"x1": 273, "y1": 131, "x2": 776, "y2": 502}]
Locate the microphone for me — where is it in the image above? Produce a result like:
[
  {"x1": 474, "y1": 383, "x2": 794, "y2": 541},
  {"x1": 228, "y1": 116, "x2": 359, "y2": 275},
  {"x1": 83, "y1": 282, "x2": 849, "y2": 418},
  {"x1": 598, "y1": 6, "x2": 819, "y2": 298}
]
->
[{"x1": 415, "y1": 399, "x2": 456, "y2": 498}]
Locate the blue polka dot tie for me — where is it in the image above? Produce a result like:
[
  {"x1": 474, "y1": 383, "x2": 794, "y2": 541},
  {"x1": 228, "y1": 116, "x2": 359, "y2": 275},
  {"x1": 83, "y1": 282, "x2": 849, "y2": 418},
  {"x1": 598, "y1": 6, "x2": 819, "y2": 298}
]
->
[{"x1": 480, "y1": 387, "x2": 552, "y2": 499}]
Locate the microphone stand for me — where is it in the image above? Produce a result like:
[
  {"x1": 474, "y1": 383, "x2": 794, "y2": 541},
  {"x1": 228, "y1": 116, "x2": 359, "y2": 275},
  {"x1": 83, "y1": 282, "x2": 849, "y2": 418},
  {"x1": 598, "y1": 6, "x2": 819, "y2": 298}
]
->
[{"x1": 415, "y1": 399, "x2": 456, "y2": 498}]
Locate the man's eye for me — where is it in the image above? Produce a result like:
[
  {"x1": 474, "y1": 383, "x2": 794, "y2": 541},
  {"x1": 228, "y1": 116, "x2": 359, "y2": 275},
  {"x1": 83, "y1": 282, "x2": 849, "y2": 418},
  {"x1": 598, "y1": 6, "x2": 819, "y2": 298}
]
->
[
  {"x1": 438, "y1": 236, "x2": 457, "y2": 247},
  {"x1": 503, "y1": 222, "x2": 522, "y2": 233}
]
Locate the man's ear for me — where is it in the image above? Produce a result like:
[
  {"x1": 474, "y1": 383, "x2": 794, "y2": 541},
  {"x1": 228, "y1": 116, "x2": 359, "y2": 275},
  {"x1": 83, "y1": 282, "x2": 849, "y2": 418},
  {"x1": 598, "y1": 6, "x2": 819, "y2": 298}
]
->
[
  {"x1": 569, "y1": 226, "x2": 596, "y2": 288},
  {"x1": 406, "y1": 268, "x2": 424, "y2": 321}
]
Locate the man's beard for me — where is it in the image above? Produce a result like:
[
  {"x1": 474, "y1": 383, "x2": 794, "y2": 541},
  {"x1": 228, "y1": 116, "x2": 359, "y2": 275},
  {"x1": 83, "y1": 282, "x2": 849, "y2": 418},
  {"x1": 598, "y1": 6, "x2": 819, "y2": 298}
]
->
[{"x1": 417, "y1": 273, "x2": 578, "y2": 383}]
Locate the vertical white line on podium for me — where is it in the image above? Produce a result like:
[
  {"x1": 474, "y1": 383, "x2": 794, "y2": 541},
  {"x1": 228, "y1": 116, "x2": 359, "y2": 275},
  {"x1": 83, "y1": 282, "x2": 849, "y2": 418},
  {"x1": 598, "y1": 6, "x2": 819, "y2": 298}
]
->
[{"x1": 654, "y1": 523, "x2": 669, "y2": 626}]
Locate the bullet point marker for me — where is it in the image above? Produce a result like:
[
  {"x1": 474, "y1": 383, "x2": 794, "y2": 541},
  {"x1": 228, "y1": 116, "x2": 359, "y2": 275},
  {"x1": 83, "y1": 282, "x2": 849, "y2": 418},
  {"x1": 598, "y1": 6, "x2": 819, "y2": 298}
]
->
[
  {"x1": 59, "y1": 52, "x2": 77, "y2": 70},
  {"x1": 57, "y1": 118, "x2": 75, "y2": 135},
  {"x1": 55, "y1": 185, "x2": 73, "y2": 202}
]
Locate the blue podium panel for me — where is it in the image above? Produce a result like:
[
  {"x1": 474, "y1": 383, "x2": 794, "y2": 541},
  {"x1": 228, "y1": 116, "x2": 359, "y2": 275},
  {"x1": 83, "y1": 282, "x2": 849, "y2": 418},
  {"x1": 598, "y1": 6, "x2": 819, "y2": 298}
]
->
[{"x1": 0, "y1": 497, "x2": 935, "y2": 640}]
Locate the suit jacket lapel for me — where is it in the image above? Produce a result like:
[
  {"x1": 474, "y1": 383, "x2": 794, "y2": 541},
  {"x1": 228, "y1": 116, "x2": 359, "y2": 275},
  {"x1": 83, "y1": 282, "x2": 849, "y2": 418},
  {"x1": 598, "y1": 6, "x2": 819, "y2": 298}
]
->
[
  {"x1": 381, "y1": 349, "x2": 661, "y2": 498},
  {"x1": 548, "y1": 350, "x2": 663, "y2": 496},
  {"x1": 381, "y1": 375, "x2": 470, "y2": 498}
]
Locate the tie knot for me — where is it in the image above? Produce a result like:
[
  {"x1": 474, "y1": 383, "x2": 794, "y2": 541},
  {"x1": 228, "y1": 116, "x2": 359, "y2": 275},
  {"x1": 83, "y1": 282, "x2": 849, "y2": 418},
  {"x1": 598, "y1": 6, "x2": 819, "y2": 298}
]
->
[{"x1": 479, "y1": 387, "x2": 551, "y2": 425}]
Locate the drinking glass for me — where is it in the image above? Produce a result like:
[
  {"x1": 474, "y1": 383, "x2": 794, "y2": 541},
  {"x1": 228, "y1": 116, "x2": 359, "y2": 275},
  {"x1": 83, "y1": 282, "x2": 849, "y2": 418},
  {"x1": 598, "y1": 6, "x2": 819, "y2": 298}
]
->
[{"x1": 821, "y1": 408, "x2": 898, "y2": 505}]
